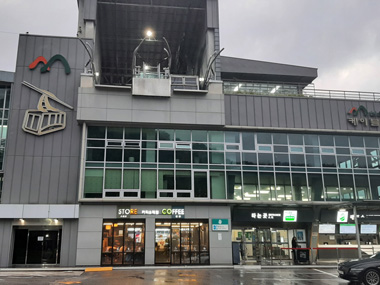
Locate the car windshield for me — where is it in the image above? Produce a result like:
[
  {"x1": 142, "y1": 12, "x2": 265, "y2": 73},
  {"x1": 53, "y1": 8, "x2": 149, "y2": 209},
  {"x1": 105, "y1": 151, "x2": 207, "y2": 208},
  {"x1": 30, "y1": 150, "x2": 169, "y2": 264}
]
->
[{"x1": 370, "y1": 252, "x2": 380, "y2": 259}]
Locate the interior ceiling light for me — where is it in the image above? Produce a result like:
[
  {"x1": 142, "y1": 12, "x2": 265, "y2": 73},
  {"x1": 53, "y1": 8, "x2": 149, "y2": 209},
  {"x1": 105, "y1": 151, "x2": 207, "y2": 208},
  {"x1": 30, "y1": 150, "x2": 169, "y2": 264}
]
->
[{"x1": 146, "y1": 30, "x2": 153, "y2": 38}]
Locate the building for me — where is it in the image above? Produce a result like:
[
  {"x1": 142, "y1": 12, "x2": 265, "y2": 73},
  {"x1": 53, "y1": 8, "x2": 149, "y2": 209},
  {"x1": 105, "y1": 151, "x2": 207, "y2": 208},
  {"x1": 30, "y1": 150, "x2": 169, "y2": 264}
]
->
[{"x1": 0, "y1": 0, "x2": 379, "y2": 267}]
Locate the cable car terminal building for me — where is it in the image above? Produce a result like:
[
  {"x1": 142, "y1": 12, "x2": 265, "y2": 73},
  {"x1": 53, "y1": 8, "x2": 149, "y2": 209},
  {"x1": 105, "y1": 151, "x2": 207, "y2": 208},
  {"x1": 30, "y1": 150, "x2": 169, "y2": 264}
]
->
[{"x1": 1, "y1": 0, "x2": 380, "y2": 267}]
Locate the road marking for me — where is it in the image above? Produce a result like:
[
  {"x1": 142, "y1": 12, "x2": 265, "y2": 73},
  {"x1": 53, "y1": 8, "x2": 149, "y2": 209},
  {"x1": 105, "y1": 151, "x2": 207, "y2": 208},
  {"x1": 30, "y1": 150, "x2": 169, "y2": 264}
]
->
[
  {"x1": 252, "y1": 278, "x2": 338, "y2": 281},
  {"x1": 313, "y1": 269, "x2": 339, "y2": 278}
]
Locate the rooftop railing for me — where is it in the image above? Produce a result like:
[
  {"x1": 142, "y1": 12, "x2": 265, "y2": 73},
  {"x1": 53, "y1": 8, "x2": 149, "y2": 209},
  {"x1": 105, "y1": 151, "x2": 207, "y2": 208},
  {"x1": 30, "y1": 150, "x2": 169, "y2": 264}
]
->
[{"x1": 224, "y1": 81, "x2": 380, "y2": 101}]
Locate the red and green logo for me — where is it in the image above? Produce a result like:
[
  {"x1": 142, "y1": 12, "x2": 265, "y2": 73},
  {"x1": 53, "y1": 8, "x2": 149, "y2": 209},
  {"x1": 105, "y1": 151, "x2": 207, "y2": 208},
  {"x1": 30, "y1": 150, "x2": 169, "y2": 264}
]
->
[
  {"x1": 348, "y1": 105, "x2": 380, "y2": 117},
  {"x1": 29, "y1": 54, "x2": 71, "y2": 75}
]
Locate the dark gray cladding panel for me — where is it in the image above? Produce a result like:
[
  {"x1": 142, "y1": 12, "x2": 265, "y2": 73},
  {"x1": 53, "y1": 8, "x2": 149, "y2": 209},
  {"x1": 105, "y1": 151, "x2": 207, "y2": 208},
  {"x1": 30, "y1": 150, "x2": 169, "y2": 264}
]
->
[
  {"x1": 2, "y1": 35, "x2": 87, "y2": 204},
  {"x1": 60, "y1": 219, "x2": 79, "y2": 266},
  {"x1": 224, "y1": 94, "x2": 380, "y2": 133},
  {"x1": 0, "y1": 220, "x2": 12, "y2": 267}
]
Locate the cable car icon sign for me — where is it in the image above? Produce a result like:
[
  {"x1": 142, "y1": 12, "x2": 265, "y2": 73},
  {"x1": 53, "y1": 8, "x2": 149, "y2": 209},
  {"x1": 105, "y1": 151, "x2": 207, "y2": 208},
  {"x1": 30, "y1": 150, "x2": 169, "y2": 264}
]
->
[{"x1": 22, "y1": 81, "x2": 74, "y2": 136}]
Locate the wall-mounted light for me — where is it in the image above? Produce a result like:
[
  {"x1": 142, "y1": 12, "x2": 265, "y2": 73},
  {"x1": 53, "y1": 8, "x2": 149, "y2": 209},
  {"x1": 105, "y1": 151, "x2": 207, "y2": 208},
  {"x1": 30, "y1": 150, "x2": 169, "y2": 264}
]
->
[
  {"x1": 19, "y1": 219, "x2": 25, "y2": 223},
  {"x1": 54, "y1": 219, "x2": 59, "y2": 223},
  {"x1": 146, "y1": 30, "x2": 153, "y2": 38}
]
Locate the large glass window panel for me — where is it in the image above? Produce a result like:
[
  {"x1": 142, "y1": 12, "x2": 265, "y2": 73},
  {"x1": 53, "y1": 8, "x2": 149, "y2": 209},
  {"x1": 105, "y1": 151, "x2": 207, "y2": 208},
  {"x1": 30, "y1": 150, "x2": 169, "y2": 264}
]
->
[
  {"x1": 193, "y1": 151, "x2": 208, "y2": 164},
  {"x1": 125, "y1": 128, "x2": 140, "y2": 140},
  {"x1": 105, "y1": 169, "x2": 122, "y2": 189},
  {"x1": 242, "y1": 153, "x2": 257, "y2": 165},
  {"x1": 142, "y1": 128, "x2": 157, "y2": 140},
  {"x1": 141, "y1": 170, "x2": 157, "y2": 198},
  {"x1": 192, "y1": 130, "x2": 207, "y2": 142},
  {"x1": 364, "y1": 137, "x2": 379, "y2": 148},
  {"x1": 176, "y1": 150, "x2": 191, "y2": 164},
  {"x1": 87, "y1": 149, "x2": 104, "y2": 161},
  {"x1": 350, "y1": 136, "x2": 364, "y2": 147},
  {"x1": 275, "y1": 173, "x2": 292, "y2": 201},
  {"x1": 321, "y1": 155, "x2": 336, "y2": 168},
  {"x1": 226, "y1": 172, "x2": 242, "y2": 200},
  {"x1": 319, "y1": 135, "x2": 334, "y2": 146},
  {"x1": 194, "y1": 172, "x2": 208, "y2": 198},
  {"x1": 175, "y1": 130, "x2": 191, "y2": 141},
  {"x1": 288, "y1": 134, "x2": 303, "y2": 145},
  {"x1": 159, "y1": 129, "x2": 174, "y2": 141},
  {"x1": 355, "y1": 175, "x2": 370, "y2": 200},
  {"x1": 106, "y1": 149, "x2": 122, "y2": 162},
  {"x1": 176, "y1": 170, "x2": 191, "y2": 190},
  {"x1": 123, "y1": 170, "x2": 139, "y2": 189},
  {"x1": 339, "y1": 175, "x2": 355, "y2": 200},
  {"x1": 367, "y1": 155, "x2": 380, "y2": 169},
  {"x1": 159, "y1": 150, "x2": 174, "y2": 163},
  {"x1": 242, "y1": 132, "x2": 255, "y2": 150},
  {"x1": 335, "y1": 136, "x2": 349, "y2": 147},
  {"x1": 370, "y1": 176, "x2": 380, "y2": 200},
  {"x1": 304, "y1": 135, "x2": 319, "y2": 146},
  {"x1": 193, "y1": 143, "x2": 207, "y2": 150},
  {"x1": 292, "y1": 173, "x2": 308, "y2": 201},
  {"x1": 243, "y1": 172, "x2": 258, "y2": 201},
  {"x1": 290, "y1": 154, "x2": 305, "y2": 166},
  {"x1": 324, "y1": 174, "x2": 340, "y2": 201},
  {"x1": 306, "y1": 155, "x2": 321, "y2": 167},
  {"x1": 274, "y1": 153, "x2": 289, "y2": 166},
  {"x1": 210, "y1": 171, "x2": 226, "y2": 199},
  {"x1": 337, "y1": 156, "x2": 352, "y2": 169},
  {"x1": 209, "y1": 131, "x2": 223, "y2": 142},
  {"x1": 210, "y1": 152, "x2": 224, "y2": 164},
  {"x1": 273, "y1": 133, "x2": 287, "y2": 145},
  {"x1": 84, "y1": 169, "x2": 103, "y2": 198},
  {"x1": 158, "y1": 170, "x2": 174, "y2": 190},
  {"x1": 107, "y1": 127, "x2": 123, "y2": 139},
  {"x1": 124, "y1": 149, "x2": 140, "y2": 162},
  {"x1": 305, "y1": 147, "x2": 320, "y2": 154},
  {"x1": 142, "y1": 150, "x2": 156, "y2": 163},
  {"x1": 308, "y1": 174, "x2": 324, "y2": 201},
  {"x1": 87, "y1": 140, "x2": 105, "y2": 147},
  {"x1": 258, "y1": 153, "x2": 273, "y2": 165},
  {"x1": 225, "y1": 132, "x2": 240, "y2": 143},
  {"x1": 352, "y1": 156, "x2": 367, "y2": 168},
  {"x1": 88, "y1": 126, "x2": 106, "y2": 138},
  {"x1": 226, "y1": 152, "x2": 241, "y2": 165},
  {"x1": 259, "y1": 173, "x2": 275, "y2": 201},
  {"x1": 257, "y1": 133, "x2": 272, "y2": 144}
]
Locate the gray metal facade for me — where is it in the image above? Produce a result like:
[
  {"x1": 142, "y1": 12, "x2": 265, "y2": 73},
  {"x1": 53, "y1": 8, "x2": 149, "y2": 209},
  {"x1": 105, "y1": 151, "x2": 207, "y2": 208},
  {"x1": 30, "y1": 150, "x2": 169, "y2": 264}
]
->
[
  {"x1": 225, "y1": 94, "x2": 380, "y2": 133},
  {"x1": 2, "y1": 35, "x2": 87, "y2": 204}
]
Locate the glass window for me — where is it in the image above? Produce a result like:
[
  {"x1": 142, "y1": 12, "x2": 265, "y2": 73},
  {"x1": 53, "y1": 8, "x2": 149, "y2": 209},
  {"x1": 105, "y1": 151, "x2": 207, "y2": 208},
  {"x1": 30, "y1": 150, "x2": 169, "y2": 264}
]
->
[
  {"x1": 339, "y1": 175, "x2": 354, "y2": 200},
  {"x1": 87, "y1": 140, "x2": 105, "y2": 147},
  {"x1": 226, "y1": 172, "x2": 242, "y2": 200},
  {"x1": 176, "y1": 170, "x2": 191, "y2": 190},
  {"x1": 107, "y1": 127, "x2": 123, "y2": 139},
  {"x1": 336, "y1": 148, "x2": 350, "y2": 155},
  {"x1": 226, "y1": 152, "x2": 241, "y2": 165},
  {"x1": 243, "y1": 172, "x2": 258, "y2": 201},
  {"x1": 124, "y1": 149, "x2": 140, "y2": 162},
  {"x1": 273, "y1": 133, "x2": 287, "y2": 145},
  {"x1": 159, "y1": 129, "x2": 174, "y2": 141},
  {"x1": 225, "y1": 132, "x2": 240, "y2": 143},
  {"x1": 352, "y1": 156, "x2": 367, "y2": 168},
  {"x1": 304, "y1": 135, "x2": 319, "y2": 146},
  {"x1": 209, "y1": 152, "x2": 224, "y2": 164},
  {"x1": 350, "y1": 136, "x2": 364, "y2": 147},
  {"x1": 308, "y1": 174, "x2": 324, "y2": 201},
  {"x1": 274, "y1": 146, "x2": 288, "y2": 152},
  {"x1": 209, "y1": 131, "x2": 223, "y2": 142},
  {"x1": 355, "y1": 175, "x2": 370, "y2": 200},
  {"x1": 367, "y1": 155, "x2": 380, "y2": 169},
  {"x1": 141, "y1": 170, "x2": 156, "y2": 198},
  {"x1": 193, "y1": 151, "x2": 208, "y2": 164},
  {"x1": 370, "y1": 176, "x2": 380, "y2": 200},
  {"x1": 322, "y1": 155, "x2": 336, "y2": 168},
  {"x1": 142, "y1": 150, "x2": 156, "y2": 163},
  {"x1": 259, "y1": 173, "x2": 274, "y2": 200},
  {"x1": 84, "y1": 169, "x2": 103, "y2": 198},
  {"x1": 123, "y1": 170, "x2": 139, "y2": 189},
  {"x1": 175, "y1": 130, "x2": 191, "y2": 141},
  {"x1": 192, "y1": 130, "x2": 207, "y2": 142},
  {"x1": 88, "y1": 126, "x2": 106, "y2": 138},
  {"x1": 337, "y1": 156, "x2": 352, "y2": 169},
  {"x1": 306, "y1": 155, "x2": 321, "y2": 167},
  {"x1": 125, "y1": 128, "x2": 140, "y2": 140},
  {"x1": 106, "y1": 149, "x2": 122, "y2": 162},
  {"x1": 324, "y1": 174, "x2": 340, "y2": 201},
  {"x1": 288, "y1": 134, "x2": 303, "y2": 145},
  {"x1": 87, "y1": 149, "x2": 105, "y2": 161},
  {"x1": 193, "y1": 143, "x2": 207, "y2": 150},
  {"x1": 105, "y1": 169, "x2": 122, "y2": 189},
  {"x1": 194, "y1": 172, "x2": 208, "y2": 198},
  {"x1": 142, "y1": 128, "x2": 157, "y2": 140},
  {"x1": 335, "y1": 136, "x2": 349, "y2": 147},
  {"x1": 319, "y1": 135, "x2": 334, "y2": 146},
  {"x1": 158, "y1": 170, "x2": 174, "y2": 190},
  {"x1": 276, "y1": 173, "x2": 292, "y2": 201},
  {"x1": 242, "y1": 132, "x2": 255, "y2": 150},
  {"x1": 364, "y1": 137, "x2": 379, "y2": 148},
  {"x1": 292, "y1": 173, "x2": 308, "y2": 201},
  {"x1": 257, "y1": 133, "x2": 272, "y2": 144},
  {"x1": 210, "y1": 172, "x2": 226, "y2": 199},
  {"x1": 258, "y1": 153, "x2": 273, "y2": 165},
  {"x1": 290, "y1": 154, "x2": 305, "y2": 167},
  {"x1": 305, "y1": 147, "x2": 320, "y2": 154},
  {"x1": 274, "y1": 153, "x2": 289, "y2": 166},
  {"x1": 242, "y1": 153, "x2": 257, "y2": 165},
  {"x1": 176, "y1": 150, "x2": 191, "y2": 164},
  {"x1": 258, "y1": 145, "x2": 272, "y2": 152},
  {"x1": 159, "y1": 150, "x2": 174, "y2": 163}
]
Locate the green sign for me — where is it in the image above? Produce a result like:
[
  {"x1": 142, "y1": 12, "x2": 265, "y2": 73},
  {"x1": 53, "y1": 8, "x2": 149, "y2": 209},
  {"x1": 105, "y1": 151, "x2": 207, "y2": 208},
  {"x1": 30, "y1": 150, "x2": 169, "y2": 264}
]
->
[
  {"x1": 283, "y1": 210, "x2": 297, "y2": 222},
  {"x1": 212, "y1": 219, "x2": 229, "y2": 231}
]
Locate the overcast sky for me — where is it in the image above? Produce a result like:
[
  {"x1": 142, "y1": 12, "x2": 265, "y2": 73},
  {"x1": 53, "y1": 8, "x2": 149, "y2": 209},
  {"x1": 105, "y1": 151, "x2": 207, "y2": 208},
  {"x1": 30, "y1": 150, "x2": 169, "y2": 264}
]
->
[{"x1": 1, "y1": 0, "x2": 380, "y2": 92}]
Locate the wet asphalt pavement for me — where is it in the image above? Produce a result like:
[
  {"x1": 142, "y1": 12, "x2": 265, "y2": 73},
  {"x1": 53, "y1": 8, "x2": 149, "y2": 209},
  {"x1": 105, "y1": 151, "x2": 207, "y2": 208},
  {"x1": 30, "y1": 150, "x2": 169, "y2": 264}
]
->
[{"x1": 0, "y1": 268, "x2": 354, "y2": 284}]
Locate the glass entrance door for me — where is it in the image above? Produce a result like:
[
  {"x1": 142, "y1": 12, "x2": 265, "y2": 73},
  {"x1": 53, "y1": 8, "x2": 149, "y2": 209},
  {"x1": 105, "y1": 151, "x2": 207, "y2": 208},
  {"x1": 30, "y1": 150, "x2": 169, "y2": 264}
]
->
[{"x1": 155, "y1": 223, "x2": 171, "y2": 264}]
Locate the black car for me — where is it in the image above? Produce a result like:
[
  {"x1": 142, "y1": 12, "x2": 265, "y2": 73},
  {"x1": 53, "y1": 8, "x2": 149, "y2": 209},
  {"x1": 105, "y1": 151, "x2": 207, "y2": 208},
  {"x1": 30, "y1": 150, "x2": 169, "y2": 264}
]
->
[{"x1": 338, "y1": 252, "x2": 380, "y2": 285}]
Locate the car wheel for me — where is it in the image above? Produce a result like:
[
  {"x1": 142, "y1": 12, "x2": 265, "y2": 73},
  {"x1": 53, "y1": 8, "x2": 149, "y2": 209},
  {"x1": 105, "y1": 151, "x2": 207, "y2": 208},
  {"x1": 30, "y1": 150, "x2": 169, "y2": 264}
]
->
[{"x1": 363, "y1": 269, "x2": 380, "y2": 285}]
